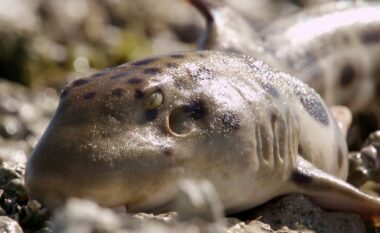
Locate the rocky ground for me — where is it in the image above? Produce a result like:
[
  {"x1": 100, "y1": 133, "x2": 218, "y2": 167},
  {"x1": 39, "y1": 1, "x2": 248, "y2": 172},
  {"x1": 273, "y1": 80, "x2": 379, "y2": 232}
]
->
[{"x1": 0, "y1": 0, "x2": 380, "y2": 232}]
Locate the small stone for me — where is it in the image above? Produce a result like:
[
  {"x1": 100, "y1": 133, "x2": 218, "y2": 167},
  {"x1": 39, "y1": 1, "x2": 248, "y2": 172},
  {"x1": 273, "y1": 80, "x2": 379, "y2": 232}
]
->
[
  {"x1": 3, "y1": 178, "x2": 27, "y2": 202},
  {"x1": 134, "y1": 212, "x2": 176, "y2": 224},
  {"x1": 348, "y1": 152, "x2": 371, "y2": 187},
  {"x1": 361, "y1": 146, "x2": 377, "y2": 163},
  {"x1": 0, "y1": 216, "x2": 23, "y2": 233},
  {"x1": 244, "y1": 221, "x2": 280, "y2": 233},
  {"x1": 226, "y1": 218, "x2": 246, "y2": 233},
  {"x1": 3, "y1": 198, "x2": 13, "y2": 211},
  {"x1": 0, "y1": 162, "x2": 25, "y2": 186},
  {"x1": 174, "y1": 179, "x2": 224, "y2": 224},
  {"x1": 27, "y1": 200, "x2": 42, "y2": 213},
  {"x1": 0, "y1": 141, "x2": 29, "y2": 165},
  {"x1": 52, "y1": 198, "x2": 124, "y2": 233},
  {"x1": 366, "y1": 131, "x2": 380, "y2": 147},
  {"x1": 0, "y1": 116, "x2": 27, "y2": 140}
]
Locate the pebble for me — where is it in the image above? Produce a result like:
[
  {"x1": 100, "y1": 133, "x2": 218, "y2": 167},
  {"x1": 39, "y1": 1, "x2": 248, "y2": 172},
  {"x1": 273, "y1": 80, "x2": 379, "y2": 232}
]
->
[
  {"x1": 0, "y1": 216, "x2": 23, "y2": 233},
  {"x1": 52, "y1": 199, "x2": 124, "y2": 233}
]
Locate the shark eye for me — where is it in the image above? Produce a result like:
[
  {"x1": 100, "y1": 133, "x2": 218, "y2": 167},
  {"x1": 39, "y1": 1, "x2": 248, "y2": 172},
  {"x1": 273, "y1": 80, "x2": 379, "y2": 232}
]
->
[
  {"x1": 166, "y1": 100, "x2": 206, "y2": 137},
  {"x1": 167, "y1": 107, "x2": 195, "y2": 137},
  {"x1": 144, "y1": 91, "x2": 163, "y2": 110}
]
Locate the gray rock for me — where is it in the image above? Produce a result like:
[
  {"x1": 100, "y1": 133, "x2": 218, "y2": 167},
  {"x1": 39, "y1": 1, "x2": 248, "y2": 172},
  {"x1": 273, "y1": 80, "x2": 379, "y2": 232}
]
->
[
  {"x1": 251, "y1": 194, "x2": 366, "y2": 233},
  {"x1": 0, "y1": 141, "x2": 28, "y2": 165},
  {"x1": 3, "y1": 178, "x2": 27, "y2": 202},
  {"x1": 227, "y1": 218, "x2": 302, "y2": 233},
  {"x1": 0, "y1": 216, "x2": 23, "y2": 233},
  {"x1": 0, "y1": 0, "x2": 40, "y2": 35},
  {"x1": 174, "y1": 179, "x2": 226, "y2": 233},
  {"x1": 0, "y1": 116, "x2": 28, "y2": 140},
  {"x1": 174, "y1": 179, "x2": 224, "y2": 223},
  {"x1": 52, "y1": 198, "x2": 125, "y2": 233},
  {"x1": 0, "y1": 162, "x2": 25, "y2": 187},
  {"x1": 133, "y1": 212, "x2": 177, "y2": 224}
]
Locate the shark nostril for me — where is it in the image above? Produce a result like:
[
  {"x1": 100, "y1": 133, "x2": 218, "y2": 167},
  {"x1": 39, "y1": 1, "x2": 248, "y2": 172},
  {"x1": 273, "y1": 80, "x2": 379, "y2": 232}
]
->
[{"x1": 166, "y1": 107, "x2": 195, "y2": 137}]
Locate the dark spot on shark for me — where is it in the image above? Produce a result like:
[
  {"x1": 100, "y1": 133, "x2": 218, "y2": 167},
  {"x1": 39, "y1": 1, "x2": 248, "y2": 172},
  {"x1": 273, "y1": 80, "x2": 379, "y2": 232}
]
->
[
  {"x1": 132, "y1": 58, "x2": 158, "y2": 66},
  {"x1": 143, "y1": 68, "x2": 161, "y2": 75},
  {"x1": 134, "y1": 89, "x2": 144, "y2": 98},
  {"x1": 184, "y1": 100, "x2": 207, "y2": 120},
  {"x1": 170, "y1": 54, "x2": 185, "y2": 59},
  {"x1": 220, "y1": 111, "x2": 240, "y2": 130},
  {"x1": 294, "y1": 85, "x2": 329, "y2": 126},
  {"x1": 83, "y1": 92, "x2": 96, "y2": 100},
  {"x1": 92, "y1": 70, "x2": 109, "y2": 78},
  {"x1": 110, "y1": 72, "x2": 130, "y2": 80},
  {"x1": 72, "y1": 78, "x2": 90, "y2": 87},
  {"x1": 165, "y1": 62, "x2": 179, "y2": 68},
  {"x1": 261, "y1": 82, "x2": 279, "y2": 98},
  {"x1": 111, "y1": 88, "x2": 124, "y2": 98},
  {"x1": 127, "y1": 77, "x2": 143, "y2": 84},
  {"x1": 187, "y1": 66, "x2": 214, "y2": 81}
]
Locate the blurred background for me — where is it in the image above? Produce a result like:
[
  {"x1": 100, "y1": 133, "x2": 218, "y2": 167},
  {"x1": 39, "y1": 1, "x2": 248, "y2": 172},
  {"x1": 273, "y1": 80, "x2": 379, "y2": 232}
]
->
[{"x1": 0, "y1": 0, "x2": 206, "y2": 88}]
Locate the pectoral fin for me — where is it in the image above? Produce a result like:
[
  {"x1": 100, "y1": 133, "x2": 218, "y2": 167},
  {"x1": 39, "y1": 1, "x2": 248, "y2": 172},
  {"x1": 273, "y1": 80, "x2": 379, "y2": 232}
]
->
[{"x1": 289, "y1": 156, "x2": 380, "y2": 215}]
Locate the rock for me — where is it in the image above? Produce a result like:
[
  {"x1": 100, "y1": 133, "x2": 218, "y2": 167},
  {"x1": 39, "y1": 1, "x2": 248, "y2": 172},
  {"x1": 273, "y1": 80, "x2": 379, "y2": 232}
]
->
[
  {"x1": 0, "y1": 161, "x2": 49, "y2": 232},
  {"x1": 173, "y1": 179, "x2": 226, "y2": 233},
  {"x1": 244, "y1": 221, "x2": 299, "y2": 233},
  {"x1": 0, "y1": 141, "x2": 29, "y2": 165},
  {"x1": 0, "y1": 216, "x2": 23, "y2": 233},
  {"x1": 348, "y1": 130, "x2": 380, "y2": 186},
  {"x1": 134, "y1": 212, "x2": 177, "y2": 224},
  {"x1": 52, "y1": 185, "x2": 229, "y2": 233},
  {"x1": 0, "y1": 0, "x2": 40, "y2": 35},
  {"x1": 3, "y1": 178, "x2": 28, "y2": 202},
  {"x1": 0, "y1": 116, "x2": 28, "y2": 140},
  {"x1": 52, "y1": 198, "x2": 124, "y2": 233},
  {"x1": 19, "y1": 199, "x2": 50, "y2": 232},
  {"x1": 0, "y1": 162, "x2": 25, "y2": 187},
  {"x1": 227, "y1": 217, "x2": 303, "y2": 233},
  {"x1": 249, "y1": 194, "x2": 366, "y2": 233},
  {"x1": 174, "y1": 179, "x2": 224, "y2": 224}
]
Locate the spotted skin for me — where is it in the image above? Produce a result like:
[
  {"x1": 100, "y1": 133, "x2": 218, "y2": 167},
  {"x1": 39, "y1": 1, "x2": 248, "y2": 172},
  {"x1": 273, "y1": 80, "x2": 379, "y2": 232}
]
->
[
  {"x1": 127, "y1": 77, "x2": 144, "y2": 84},
  {"x1": 260, "y1": 2, "x2": 380, "y2": 113},
  {"x1": 220, "y1": 111, "x2": 240, "y2": 130},
  {"x1": 194, "y1": 1, "x2": 380, "y2": 113},
  {"x1": 25, "y1": 51, "x2": 380, "y2": 214}
]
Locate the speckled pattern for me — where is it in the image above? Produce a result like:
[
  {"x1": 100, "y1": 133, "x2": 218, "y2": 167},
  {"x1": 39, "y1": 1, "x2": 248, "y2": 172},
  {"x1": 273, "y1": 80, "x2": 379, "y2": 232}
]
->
[
  {"x1": 261, "y1": 2, "x2": 380, "y2": 113},
  {"x1": 195, "y1": 0, "x2": 380, "y2": 113},
  {"x1": 25, "y1": 51, "x2": 380, "y2": 214}
]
